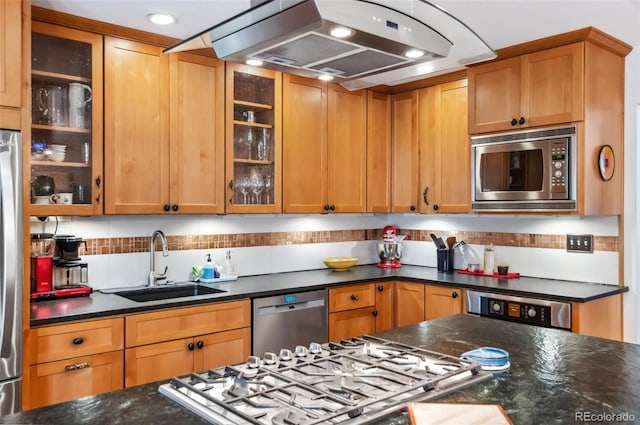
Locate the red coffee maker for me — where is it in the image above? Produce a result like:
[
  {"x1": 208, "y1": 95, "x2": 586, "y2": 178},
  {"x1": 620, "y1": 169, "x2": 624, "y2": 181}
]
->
[{"x1": 30, "y1": 233, "x2": 54, "y2": 293}]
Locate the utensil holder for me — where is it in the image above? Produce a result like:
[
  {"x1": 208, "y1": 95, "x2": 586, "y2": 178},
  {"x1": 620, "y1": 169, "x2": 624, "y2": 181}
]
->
[{"x1": 437, "y1": 249, "x2": 453, "y2": 273}]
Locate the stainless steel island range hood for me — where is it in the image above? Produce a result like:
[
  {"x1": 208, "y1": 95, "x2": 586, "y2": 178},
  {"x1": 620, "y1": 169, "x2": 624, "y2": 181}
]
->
[{"x1": 165, "y1": 0, "x2": 496, "y2": 90}]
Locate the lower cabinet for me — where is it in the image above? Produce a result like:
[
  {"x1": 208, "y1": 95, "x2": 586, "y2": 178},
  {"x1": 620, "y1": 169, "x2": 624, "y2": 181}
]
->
[
  {"x1": 25, "y1": 317, "x2": 124, "y2": 410},
  {"x1": 124, "y1": 300, "x2": 251, "y2": 387},
  {"x1": 425, "y1": 285, "x2": 463, "y2": 320},
  {"x1": 395, "y1": 282, "x2": 425, "y2": 327}
]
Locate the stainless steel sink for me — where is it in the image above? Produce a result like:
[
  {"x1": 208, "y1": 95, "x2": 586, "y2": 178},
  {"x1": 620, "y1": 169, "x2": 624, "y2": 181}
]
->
[{"x1": 113, "y1": 284, "x2": 225, "y2": 302}]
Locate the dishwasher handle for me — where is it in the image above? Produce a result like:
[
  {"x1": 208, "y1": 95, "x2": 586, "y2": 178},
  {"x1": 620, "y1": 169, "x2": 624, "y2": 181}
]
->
[{"x1": 257, "y1": 298, "x2": 326, "y2": 316}]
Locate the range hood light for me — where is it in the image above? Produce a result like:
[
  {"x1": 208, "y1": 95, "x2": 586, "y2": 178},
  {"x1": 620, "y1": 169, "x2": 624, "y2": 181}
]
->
[
  {"x1": 318, "y1": 74, "x2": 334, "y2": 81},
  {"x1": 246, "y1": 59, "x2": 263, "y2": 66},
  {"x1": 405, "y1": 49, "x2": 425, "y2": 59},
  {"x1": 330, "y1": 26, "x2": 354, "y2": 38}
]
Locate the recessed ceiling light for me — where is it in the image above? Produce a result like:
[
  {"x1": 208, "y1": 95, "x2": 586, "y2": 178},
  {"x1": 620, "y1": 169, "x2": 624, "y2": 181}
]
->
[
  {"x1": 318, "y1": 75, "x2": 334, "y2": 81},
  {"x1": 417, "y1": 64, "x2": 434, "y2": 74},
  {"x1": 405, "y1": 49, "x2": 425, "y2": 59},
  {"x1": 330, "y1": 27, "x2": 354, "y2": 38},
  {"x1": 147, "y1": 13, "x2": 177, "y2": 25},
  {"x1": 246, "y1": 59, "x2": 263, "y2": 66}
]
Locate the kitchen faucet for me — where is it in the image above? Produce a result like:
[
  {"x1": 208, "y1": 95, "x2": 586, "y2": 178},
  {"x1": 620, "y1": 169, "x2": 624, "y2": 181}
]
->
[{"x1": 148, "y1": 230, "x2": 169, "y2": 287}]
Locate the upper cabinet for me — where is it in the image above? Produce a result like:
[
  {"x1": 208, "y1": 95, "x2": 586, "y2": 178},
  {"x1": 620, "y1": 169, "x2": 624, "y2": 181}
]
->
[
  {"x1": 390, "y1": 91, "x2": 419, "y2": 213},
  {"x1": 468, "y1": 43, "x2": 584, "y2": 134},
  {"x1": 366, "y1": 91, "x2": 391, "y2": 213},
  {"x1": 104, "y1": 38, "x2": 225, "y2": 214},
  {"x1": 29, "y1": 22, "x2": 103, "y2": 216},
  {"x1": 225, "y1": 63, "x2": 282, "y2": 214},
  {"x1": 0, "y1": 0, "x2": 22, "y2": 115},
  {"x1": 282, "y1": 75, "x2": 366, "y2": 213},
  {"x1": 419, "y1": 80, "x2": 469, "y2": 214}
]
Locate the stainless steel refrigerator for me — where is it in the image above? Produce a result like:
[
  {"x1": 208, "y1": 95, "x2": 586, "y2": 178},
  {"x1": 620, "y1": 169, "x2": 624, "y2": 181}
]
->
[{"x1": 0, "y1": 129, "x2": 22, "y2": 414}]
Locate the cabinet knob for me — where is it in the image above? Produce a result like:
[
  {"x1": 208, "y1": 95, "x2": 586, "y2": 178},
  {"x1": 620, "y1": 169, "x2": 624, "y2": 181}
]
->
[
  {"x1": 372, "y1": 310, "x2": 378, "y2": 317},
  {"x1": 350, "y1": 294, "x2": 359, "y2": 301},
  {"x1": 323, "y1": 204, "x2": 330, "y2": 211},
  {"x1": 433, "y1": 204, "x2": 439, "y2": 211},
  {"x1": 410, "y1": 205, "x2": 416, "y2": 211},
  {"x1": 95, "y1": 176, "x2": 101, "y2": 188},
  {"x1": 423, "y1": 187, "x2": 429, "y2": 206},
  {"x1": 377, "y1": 285, "x2": 384, "y2": 292},
  {"x1": 511, "y1": 118, "x2": 518, "y2": 126},
  {"x1": 519, "y1": 116, "x2": 526, "y2": 125},
  {"x1": 329, "y1": 204, "x2": 336, "y2": 211},
  {"x1": 172, "y1": 204, "x2": 179, "y2": 212},
  {"x1": 187, "y1": 342, "x2": 195, "y2": 351},
  {"x1": 196, "y1": 340, "x2": 204, "y2": 349},
  {"x1": 95, "y1": 192, "x2": 101, "y2": 204},
  {"x1": 72, "y1": 337, "x2": 84, "y2": 345},
  {"x1": 163, "y1": 204, "x2": 170, "y2": 212},
  {"x1": 452, "y1": 291, "x2": 458, "y2": 299}
]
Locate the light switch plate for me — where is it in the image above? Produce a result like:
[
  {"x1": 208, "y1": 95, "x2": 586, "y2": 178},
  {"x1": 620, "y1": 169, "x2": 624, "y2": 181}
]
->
[{"x1": 566, "y1": 234, "x2": 593, "y2": 253}]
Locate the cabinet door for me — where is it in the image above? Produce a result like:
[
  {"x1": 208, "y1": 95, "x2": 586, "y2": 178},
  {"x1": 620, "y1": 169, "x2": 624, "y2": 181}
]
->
[
  {"x1": 391, "y1": 91, "x2": 419, "y2": 212},
  {"x1": 467, "y1": 57, "x2": 520, "y2": 134},
  {"x1": 520, "y1": 43, "x2": 584, "y2": 127},
  {"x1": 329, "y1": 308, "x2": 376, "y2": 341},
  {"x1": 282, "y1": 74, "x2": 327, "y2": 213},
  {"x1": 193, "y1": 328, "x2": 251, "y2": 372},
  {"x1": 327, "y1": 84, "x2": 366, "y2": 212},
  {"x1": 125, "y1": 338, "x2": 193, "y2": 387},
  {"x1": 366, "y1": 91, "x2": 391, "y2": 212},
  {"x1": 104, "y1": 37, "x2": 169, "y2": 214},
  {"x1": 374, "y1": 282, "x2": 395, "y2": 332},
  {"x1": 425, "y1": 285, "x2": 462, "y2": 320},
  {"x1": 0, "y1": 0, "x2": 21, "y2": 109},
  {"x1": 169, "y1": 53, "x2": 225, "y2": 214},
  {"x1": 419, "y1": 80, "x2": 469, "y2": 214},
  {"x1": 26, "y1": 351, "x2": 123, "y2": 409},
  {"x1": 30, "y1": 22, "x2": 104, "y2": 216},
  {"x1": 395, "y1": 282, "x2": 425, "y2": 327}
]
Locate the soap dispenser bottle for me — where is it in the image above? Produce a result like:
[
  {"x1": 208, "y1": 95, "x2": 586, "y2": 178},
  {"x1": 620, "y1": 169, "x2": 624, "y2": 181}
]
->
[
  {"x1": 222, "y1": 250, "x2": 235, "y2": 278},
  {"x1": 202, "y1": 254, "x2": 216, "y2": 280}
]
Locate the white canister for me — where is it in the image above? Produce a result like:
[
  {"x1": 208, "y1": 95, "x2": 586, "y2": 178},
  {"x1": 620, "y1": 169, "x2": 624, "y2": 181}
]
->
[
  {"x1": 68, "y1": 82, "x2": 92, "y2": 129},
  {"x1": 483, "y1": 244, "x2": 495, "y2": 273}
]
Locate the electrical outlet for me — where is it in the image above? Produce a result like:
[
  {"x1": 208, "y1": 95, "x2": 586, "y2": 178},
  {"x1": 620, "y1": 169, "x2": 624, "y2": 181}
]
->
[{"x1": 566, "y1": 234, "x2": 593, "y2": 253}]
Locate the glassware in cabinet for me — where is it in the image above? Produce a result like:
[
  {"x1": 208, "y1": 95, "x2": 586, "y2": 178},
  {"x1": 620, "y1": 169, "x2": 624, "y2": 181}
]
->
[
  {"x1": 226, "y1": 64, "x2": 281, "y2": 213},
  {"x1": 29, "y1": 22, "x2": 103, "y2": 215}
]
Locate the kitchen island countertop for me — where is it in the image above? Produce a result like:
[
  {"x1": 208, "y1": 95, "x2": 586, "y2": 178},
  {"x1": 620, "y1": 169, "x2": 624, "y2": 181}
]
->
[
  {"x1": 5, "y1": 315, "x2": 639, "y2": 425},
  {"x1": 31, "y1": 264, "x2": 627, "y2": 326}
]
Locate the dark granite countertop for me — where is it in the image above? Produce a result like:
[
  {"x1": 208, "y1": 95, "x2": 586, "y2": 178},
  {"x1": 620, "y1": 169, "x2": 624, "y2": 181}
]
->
[
  {"x1": 31, "y1": 265, "x2": 627, "y2": 326},
  {"x1": 5, "y1": 315, "x2": 639, "y2": 425}
]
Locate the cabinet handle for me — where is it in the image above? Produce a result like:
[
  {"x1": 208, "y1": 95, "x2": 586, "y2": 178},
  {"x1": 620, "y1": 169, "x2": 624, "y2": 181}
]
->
[
  {"x1": 519, "y1": 116, "x2": 526, "y2": 125},
  {"x1": 196, "y1": 340, "x2": 204, "y2": 349},
  {"x1": 187, "y1": 342, "x2": 195, "y2": 351},
  {"x1": 433, "y1": 204, "x2": 439, "y2": 212},
  {"x1": 410, "y1": 205, "x2": 416, "y2": 211},
  {"x1": 72, "y1": 337, "x2": 84, "y2": 345},
  {"x1": 172, "y1": 204, "x2": 179, "y2": 212},
  {"x1": 423, "y1": 187, "x2": 429, "y2": 206},
  {"x1": 163, "y1": 204, "x2": 170, "y2": 212},
  {"x1": 350, "y1": 294, "x2": 359, "y2": 301},
  {"x1": 372, "y1": 309, "x2": 378, "y2": 317},
  {"x1": 95, "y1": 176, "x2": 101, "y2": 188},
  {"x1": 377, "y1": 285, "x2": 384, "y2": 292},
  {"x1": 65, "y1": 362, "x2": 90, "y2": 371},
  {"x1": 510, "y1": 118, "x2": 518, "y2": 126},
  {"x1": 452, "y1": 291, "x2": 458, "y2": 299}
]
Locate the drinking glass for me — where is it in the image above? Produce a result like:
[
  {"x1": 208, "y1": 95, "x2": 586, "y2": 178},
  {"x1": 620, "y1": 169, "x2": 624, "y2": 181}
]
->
[
  {"x1": 251, "y1": 173, "x2": 264, "y2": 204},
  {"x1": 264, "y1": 174, "x2": 273, "y2": 204},
  {"x1": 257, "y1": 128, "x2": 269, "y2": 161},
  {"x1": 237, "y1": 176, "x2": 250, "y2": 204}
]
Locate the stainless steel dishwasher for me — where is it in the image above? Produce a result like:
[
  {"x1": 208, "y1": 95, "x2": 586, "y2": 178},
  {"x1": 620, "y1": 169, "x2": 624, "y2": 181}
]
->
[{"x1": 252, "y1": 289, "x2": 328, "y2": 355}]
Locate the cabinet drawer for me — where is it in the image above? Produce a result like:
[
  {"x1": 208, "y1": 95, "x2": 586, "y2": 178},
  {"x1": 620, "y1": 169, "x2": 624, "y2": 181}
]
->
[
  {"x1": 26, "y1": 350, "x2": 123, "y2": 410},
  {"x1": 125, "y1": 299, "x2": 251, "y2": 347},
  {"x1": 329, "y1": 308, "x2": 376, "y2": 341},
  {"x1": 329, "y1": 284, "x2": 375, "y2": 312},
  {"x1": 29, "y1": 318, "x2": 124, "y2": 364}
]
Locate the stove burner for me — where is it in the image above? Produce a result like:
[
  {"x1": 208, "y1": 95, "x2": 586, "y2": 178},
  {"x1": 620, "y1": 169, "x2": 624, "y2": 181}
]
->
[{"x1": 271, "y1": 408, "x2": 308, "y2": 425}]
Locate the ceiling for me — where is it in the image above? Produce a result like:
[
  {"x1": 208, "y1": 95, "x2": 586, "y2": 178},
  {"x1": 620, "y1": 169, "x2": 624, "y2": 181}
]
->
[{"x1": 31, "y1": 0, "x2": 640, "y2": 55}]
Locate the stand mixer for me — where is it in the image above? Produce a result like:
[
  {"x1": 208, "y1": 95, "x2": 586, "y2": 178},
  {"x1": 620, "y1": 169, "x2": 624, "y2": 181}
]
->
[{"x1": 377, "y1": 225, "x2": 404, "y2": 268}]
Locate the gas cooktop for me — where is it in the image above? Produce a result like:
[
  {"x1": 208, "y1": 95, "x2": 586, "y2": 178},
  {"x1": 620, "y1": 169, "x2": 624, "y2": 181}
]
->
[{"x1": 159, "y1": 335, "x2": 492, "y2": 424}]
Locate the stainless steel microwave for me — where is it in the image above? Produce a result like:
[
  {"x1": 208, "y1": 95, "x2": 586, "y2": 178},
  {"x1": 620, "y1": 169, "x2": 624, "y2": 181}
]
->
[{"x1": 471, "y1": 125, "x2": 577, "y2": 211}]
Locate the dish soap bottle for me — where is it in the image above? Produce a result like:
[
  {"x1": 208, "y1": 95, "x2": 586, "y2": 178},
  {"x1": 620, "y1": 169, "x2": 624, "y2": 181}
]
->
[
  {"x1": 222, "y1": 250, "x2": 235, "y2": 278},
  {"x1": 483, "y1": 243, "x2": 495, "y2": 274},
  {"x1": 202, "y1": 254, "x2": 216, "y2": 280}
]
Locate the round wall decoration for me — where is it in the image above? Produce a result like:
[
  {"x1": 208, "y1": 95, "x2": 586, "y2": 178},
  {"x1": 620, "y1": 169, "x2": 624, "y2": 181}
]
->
[{"x1": 598, "y1": 145, "x2": 615, "y2": 181}]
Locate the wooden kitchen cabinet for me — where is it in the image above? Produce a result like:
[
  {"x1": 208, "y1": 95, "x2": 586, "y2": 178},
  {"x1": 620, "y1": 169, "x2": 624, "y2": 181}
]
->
[
  {"x1": 225, "y1": 63, "x2": 282, "y2": 213},
  {"x1": 390, "y1": 90, "x2": 419, "y2": 212},
  {"x1": 419, "y1": 80, "x2": 469, "y2": 213},
  {"x1": 29, "y1": 21, "x2": 104, "y2": 216},
  {"x1": 425, "y1": 285, "x2": 463, "y2": 320},
  {"x1": 124, "y1": 300, "x2": 251, "y2": 387},
  {"x1": 366, "y1": 91, "x2": 392, "y2": 212},
  {"x1": 0, "y1": 0, "x2": 22, "y2": 116},
  {"x1": 282, "y1": 75, "x2": 367, "y2": 213},
  {"x1": 328, "y1": 282, "x2": 394, "y2": 340},
  {"x1": 467, "y1": 43, "x2": 583, "y2": 134},
  {"x1": 105, "y1": 38, "x2": 224, "y2": 214},
  {"x1": 395, "y1": 282, "x2": 425, "y2": 327},
  {"x1": 25, "y1": 317, "x2": 124, "y2": 409}
]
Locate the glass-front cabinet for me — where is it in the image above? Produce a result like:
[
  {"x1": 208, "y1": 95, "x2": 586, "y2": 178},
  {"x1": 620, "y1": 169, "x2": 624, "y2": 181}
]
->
[
  {"x1": 29, "y1": 22, "x2": 103, "y2": 215},
  {"x1": 225, "y1": 63, "x2": 281, "y2": 213}
]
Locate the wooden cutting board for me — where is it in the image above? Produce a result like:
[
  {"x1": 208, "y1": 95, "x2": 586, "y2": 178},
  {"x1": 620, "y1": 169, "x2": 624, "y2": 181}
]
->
[{"x1": 407, "y1": 402, "x2": 514, "y2": 425}]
